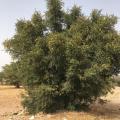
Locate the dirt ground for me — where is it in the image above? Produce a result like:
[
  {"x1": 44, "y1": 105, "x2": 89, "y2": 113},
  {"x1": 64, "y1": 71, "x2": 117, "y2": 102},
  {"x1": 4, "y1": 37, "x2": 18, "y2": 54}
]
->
[{"x1": 0, "y1": 85, "x2": 120, "y2": 120}]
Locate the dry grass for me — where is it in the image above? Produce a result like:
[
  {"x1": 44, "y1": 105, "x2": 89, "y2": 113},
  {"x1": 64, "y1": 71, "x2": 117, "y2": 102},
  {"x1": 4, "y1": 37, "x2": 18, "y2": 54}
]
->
[{"x1": 0, "y1": 85, "x2": 120, "y2": 120}]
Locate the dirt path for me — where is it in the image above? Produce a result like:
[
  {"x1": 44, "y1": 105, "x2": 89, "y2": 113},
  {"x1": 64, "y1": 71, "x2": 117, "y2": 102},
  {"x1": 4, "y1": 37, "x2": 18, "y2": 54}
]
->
[{"x1": 0, "y1": 85, "x2": 120, "y2": 120}]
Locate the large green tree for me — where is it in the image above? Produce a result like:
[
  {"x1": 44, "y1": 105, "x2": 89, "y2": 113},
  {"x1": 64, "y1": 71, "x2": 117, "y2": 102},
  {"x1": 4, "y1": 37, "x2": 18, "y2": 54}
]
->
[{"x1": 3, "y1": 0, "x2": 120, "y2": 114}]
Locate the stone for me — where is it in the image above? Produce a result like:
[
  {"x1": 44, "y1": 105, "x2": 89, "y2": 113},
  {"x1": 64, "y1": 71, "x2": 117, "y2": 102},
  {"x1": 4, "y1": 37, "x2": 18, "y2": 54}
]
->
[{"x1": 29, "y1": 115, "x2": 35, "y2": 120}]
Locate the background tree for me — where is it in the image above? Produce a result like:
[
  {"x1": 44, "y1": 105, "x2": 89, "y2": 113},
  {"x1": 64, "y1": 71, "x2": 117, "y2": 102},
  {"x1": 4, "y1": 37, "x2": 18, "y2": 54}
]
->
[
  {"x1": 0, "y1": 72, "x2": 4, "y2": 84},
  {"x1": 2, "y1": 62, "x2": 21, "y2": 88},
  {"x1": 3, "y1": 0, "x2": 120, "y2": 114}
]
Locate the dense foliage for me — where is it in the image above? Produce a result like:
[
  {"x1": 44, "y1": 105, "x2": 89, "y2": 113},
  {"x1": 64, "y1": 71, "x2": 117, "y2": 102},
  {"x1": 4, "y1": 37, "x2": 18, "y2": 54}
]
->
[{"x1": 3, "y1": 0, "x2": 120, "y2": 114}]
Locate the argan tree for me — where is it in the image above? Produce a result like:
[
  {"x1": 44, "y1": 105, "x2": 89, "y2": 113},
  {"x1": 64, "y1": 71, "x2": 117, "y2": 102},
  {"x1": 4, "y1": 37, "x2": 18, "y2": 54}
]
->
[{"x1": 3, "y1": 0, "x2": 120, "y2": 114}]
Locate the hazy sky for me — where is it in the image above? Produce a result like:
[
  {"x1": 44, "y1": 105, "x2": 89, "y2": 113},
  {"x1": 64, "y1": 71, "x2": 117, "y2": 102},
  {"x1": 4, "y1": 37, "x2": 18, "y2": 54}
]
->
[{"x1": 0, "y1": 0, "x2": 120, "y2": 70}]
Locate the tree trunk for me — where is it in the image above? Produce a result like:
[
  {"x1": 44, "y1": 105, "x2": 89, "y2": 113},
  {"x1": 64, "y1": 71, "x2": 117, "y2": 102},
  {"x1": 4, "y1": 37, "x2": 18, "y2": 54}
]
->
[{"x1": 15, "y1": 82, "x2": 20, "y2": 88}]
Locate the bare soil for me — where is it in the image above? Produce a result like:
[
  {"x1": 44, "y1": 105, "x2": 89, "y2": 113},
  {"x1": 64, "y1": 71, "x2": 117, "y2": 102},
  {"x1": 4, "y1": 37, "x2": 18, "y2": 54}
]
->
[{"x1": 0, "y1": 85, "x2": 120, "y2": 120}]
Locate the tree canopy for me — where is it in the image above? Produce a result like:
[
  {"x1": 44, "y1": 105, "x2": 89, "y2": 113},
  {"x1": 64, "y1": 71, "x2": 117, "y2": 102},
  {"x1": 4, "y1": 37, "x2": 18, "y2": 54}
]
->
[{"x1": 3, "y1": 0, "x2": 120, "y2": 114}]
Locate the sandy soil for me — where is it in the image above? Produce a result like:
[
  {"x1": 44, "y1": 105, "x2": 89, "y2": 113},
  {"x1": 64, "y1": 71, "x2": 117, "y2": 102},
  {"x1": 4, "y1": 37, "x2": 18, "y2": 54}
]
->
[
  {"x1": 0, "y1": 85, "x2": 120, "y2": 120},
  {"x1": 0, "y1": 86, "x2": 24, "y2": 120}
]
